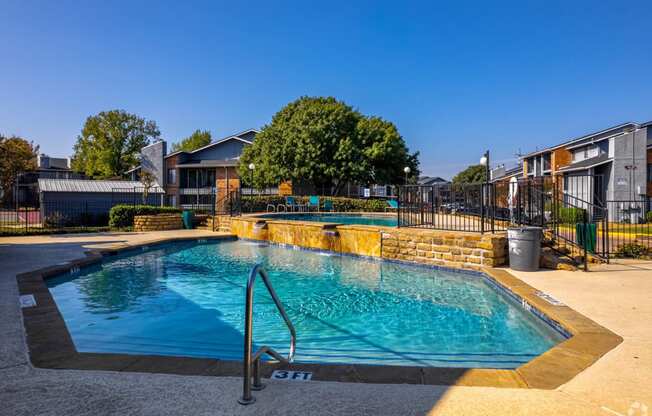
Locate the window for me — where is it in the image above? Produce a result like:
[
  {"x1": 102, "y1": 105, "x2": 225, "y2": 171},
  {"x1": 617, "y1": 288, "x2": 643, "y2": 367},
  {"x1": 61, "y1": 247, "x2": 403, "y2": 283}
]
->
[
  {"x1": 543, "y1": 153, "x2": 551, "y2": 171},
  {"x1": 167, "y1": 169, "x2": 176, "y2": 185}
]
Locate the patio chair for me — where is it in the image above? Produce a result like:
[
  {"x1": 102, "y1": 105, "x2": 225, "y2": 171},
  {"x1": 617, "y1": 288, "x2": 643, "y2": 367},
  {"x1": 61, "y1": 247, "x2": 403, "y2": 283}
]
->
[
  {"x1": 323, "y1": 199, "x2": 333, "y2": 212},
  {"x1": 307, "y1": 196, "x2": 320, "y2": 212},
  {"x1": 284, "y1": 196, "x2": 300, "y2": 212},
  {"x1": 385, "y1": 199, "x2": 399, "y2": 212}
]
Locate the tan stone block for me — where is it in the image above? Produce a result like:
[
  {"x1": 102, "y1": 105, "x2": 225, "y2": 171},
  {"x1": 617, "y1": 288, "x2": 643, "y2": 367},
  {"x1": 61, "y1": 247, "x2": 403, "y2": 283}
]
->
[
  {"x1": 432, "y1": 245, "x2": 450, "y2": 253},
  {"x1": 425, "y1": 251, "x2": 435, "y2": 258},
  {"x1": 383, "y1": 239, "x2": 398, "y2": 247},
  {"x1": 383, "y1": 246, "x2": 398, "y2": 254},
  {"x1": 416, "y1": 243, "x2": 431, "y2": 251},
  {"x1": 477, "y1": 241, "x2": 494, "y2": 250},
  {"x1": 432, "y1": 237, "x2": 443, "y2": 245},
  {"x1": 442, "y1": 253, "x2": 454, "y2": 261},
  {"x1": 462, "y1": 240, "x2": 478, "y2": 248},
  {"x1": 451, "y1": 247, "x2": 461, "y2": 255}
]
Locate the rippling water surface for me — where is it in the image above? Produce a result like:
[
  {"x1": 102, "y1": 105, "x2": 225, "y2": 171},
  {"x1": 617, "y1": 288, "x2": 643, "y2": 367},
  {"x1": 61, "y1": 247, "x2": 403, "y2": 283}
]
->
[{"x1": 48, "y1": 240, "x2": 564, "y2": 368}]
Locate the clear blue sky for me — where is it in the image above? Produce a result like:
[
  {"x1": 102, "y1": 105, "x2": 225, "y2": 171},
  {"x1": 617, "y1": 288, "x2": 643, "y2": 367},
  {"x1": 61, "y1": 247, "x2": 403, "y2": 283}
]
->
[{"x1": 2, "y1": 1, "x2": 651, "y2": 179}]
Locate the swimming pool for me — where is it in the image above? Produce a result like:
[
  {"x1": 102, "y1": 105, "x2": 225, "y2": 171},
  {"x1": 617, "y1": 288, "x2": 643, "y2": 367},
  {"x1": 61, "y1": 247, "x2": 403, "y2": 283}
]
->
[
  {"x1": 259, "y1": 213, "x2": 398, "y2": 227},
  {"x1": 47, "y1": 240, "x2": 565, "y2": 368}
]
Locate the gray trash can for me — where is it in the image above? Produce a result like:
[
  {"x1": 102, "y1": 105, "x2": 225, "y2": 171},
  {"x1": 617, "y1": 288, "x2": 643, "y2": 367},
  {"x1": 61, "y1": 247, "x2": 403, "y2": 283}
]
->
[{"x1": 507, "y1": 226, "x2": 542, "y2": 272}]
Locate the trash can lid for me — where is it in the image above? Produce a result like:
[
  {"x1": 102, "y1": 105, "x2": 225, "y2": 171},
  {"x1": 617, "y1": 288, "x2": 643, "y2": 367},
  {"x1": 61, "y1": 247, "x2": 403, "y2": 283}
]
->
[{"x1": 508, "y1": 226, "x2": 543, "y2": 231}]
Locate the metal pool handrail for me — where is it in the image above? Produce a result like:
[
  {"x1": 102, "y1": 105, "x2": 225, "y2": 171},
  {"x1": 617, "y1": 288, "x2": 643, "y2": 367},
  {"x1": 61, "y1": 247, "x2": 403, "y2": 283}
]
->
[{"x1": 238, "y1": 264, "x2": 296, "y2": 405}]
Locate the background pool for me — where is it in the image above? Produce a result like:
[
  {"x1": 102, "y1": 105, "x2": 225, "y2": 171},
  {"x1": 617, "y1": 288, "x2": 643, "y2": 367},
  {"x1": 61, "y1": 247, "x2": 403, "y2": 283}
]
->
[
  {"x1": 48, "y1": 240, "x2": 564, "y2": 368},
  {"x1": 259, "y1": 213, "x2": 397, "y2": 227}
]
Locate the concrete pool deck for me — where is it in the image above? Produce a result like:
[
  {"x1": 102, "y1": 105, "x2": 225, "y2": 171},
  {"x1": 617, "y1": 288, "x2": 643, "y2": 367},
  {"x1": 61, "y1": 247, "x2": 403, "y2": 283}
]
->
[{"x1": 1, "y1": 230, "x2": 651, "y2": 415}]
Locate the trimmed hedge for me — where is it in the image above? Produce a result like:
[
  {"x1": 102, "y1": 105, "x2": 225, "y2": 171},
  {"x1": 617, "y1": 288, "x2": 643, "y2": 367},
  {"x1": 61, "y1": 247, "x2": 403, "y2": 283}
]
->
[
  {"x1": 241, "y1": 196, "x2": 391, "y2": 213},
  {"x1": 109, "y1": 205, "x2": 181, "y2": 228},
  {"x1": 647, "y1": 210, "x2": 652, "y2": 223}
]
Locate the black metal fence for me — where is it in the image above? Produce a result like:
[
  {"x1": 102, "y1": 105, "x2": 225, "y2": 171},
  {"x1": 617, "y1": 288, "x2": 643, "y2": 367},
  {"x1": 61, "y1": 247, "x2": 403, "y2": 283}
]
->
[
  {"x1": 531, "y1": 182, "x2": 610, "y2": 266},
  {"x1": 1, "y1": 201, "x2": 114, "y2": 234},
  {"x1": 396, "y1": 177, "x2": 618, "y2": 264},
  {"x1": 605, "y1": 199, "x2": 651, "y2": 256},
  {"x1": 397, "y1": 183, "x2": 508, "y2": 233}
]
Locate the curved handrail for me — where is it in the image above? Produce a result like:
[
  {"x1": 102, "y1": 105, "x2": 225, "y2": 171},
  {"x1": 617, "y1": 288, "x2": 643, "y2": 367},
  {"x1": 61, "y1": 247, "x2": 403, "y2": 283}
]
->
[
  {"x1": 246, "y1": 264, "x2": 296, "y2": 362},
  {"x1": 240, "y1": 264, "x2": 296, "y2": 405}
]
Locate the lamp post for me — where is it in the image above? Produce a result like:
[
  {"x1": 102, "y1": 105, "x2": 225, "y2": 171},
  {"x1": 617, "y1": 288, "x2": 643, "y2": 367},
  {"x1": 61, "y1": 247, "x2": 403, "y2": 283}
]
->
[
  {"x1": 479, "y1": 150, "x2": 490, "y2": 184},
  {"x1": 248, "y1": 163, "x2": 255, "y2": 195},
  {"x1": 479, "y1": 151, "x2": 490, "y2": 233},
  {"x1": 403, "y1": 166, "x2": 411, "y2": 185}
]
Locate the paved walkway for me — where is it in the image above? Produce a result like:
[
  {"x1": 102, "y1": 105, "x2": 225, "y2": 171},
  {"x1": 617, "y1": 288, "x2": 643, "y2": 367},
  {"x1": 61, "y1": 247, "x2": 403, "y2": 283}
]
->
[{"x1": 1, "y1": 231, "x2": 650, "y2": 415}]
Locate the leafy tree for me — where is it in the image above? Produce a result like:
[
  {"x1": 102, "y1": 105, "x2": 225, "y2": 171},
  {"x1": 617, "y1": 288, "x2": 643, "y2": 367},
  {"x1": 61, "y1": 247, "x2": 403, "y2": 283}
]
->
[
  {"x1": 0, "y1": 135, "x2": 38, "y2": 205},
  {"x1": 71, "y1": 110, "x2": 160, "y2": 179},
  {"x1": 238, "y1": 96, "x2": 419, "y2": 193},
  {"x1": 452, "y1": 164, "x2": 486, "y2": 184},
  {"x1": 170, "y1": 129, "x2": 212, "y2": 153}
]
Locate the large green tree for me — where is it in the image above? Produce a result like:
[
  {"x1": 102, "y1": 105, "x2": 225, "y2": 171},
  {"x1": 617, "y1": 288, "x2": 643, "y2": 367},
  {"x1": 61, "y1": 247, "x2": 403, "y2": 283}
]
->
[
  {"x1": 452, "y1": 164, "x2": 486, "y2": 183},
  {"x1": 71, "y1": 110, "x2": 160, "y2": 178},
  {"x1": 0, "y1": 135, "x2": 38, "y2": 205},
  {"x1": 170, "y1": 129, "x2": 212, "y2": 152},
  {"x1": 238, "y1": 96, "x2": 419, "y2": 192}
]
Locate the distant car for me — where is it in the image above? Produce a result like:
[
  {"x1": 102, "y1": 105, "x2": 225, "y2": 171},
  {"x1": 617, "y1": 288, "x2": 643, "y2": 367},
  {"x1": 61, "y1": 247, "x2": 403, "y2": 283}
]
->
[{"x1": 441, "y1": 203, "x2": 465, "y2": 214}]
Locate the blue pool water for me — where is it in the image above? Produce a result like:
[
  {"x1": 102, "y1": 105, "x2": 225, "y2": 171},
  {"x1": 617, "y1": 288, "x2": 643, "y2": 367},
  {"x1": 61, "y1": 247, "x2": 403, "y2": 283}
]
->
[
  {"x1": 259, "y1": 213, "x2": 398, "y2": 227},
  {"x1": 47, "y1": 240, "x2": 564, "y2": 368}
]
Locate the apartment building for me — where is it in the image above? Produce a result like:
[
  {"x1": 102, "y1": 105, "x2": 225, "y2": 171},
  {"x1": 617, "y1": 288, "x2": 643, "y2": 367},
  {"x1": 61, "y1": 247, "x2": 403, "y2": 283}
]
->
[
  {"x1": 514, "y1": 121, "x2": 651, "y2": 206},
  {"x1": 128, "y1": 129, "x2": 258, "y2": 207}
]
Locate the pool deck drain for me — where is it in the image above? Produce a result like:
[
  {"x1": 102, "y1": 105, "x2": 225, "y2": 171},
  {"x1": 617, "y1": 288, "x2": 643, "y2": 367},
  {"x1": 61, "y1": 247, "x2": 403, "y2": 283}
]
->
[{"x1": 14, "y1": 233, "x2": 621, "y2": 390}]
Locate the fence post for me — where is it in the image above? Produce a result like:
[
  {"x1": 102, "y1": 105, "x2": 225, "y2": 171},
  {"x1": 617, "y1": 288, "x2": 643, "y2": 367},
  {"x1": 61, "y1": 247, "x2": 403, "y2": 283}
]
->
[
  {"x1": 583, "y1": 210, "x2": 589, "y2": 272},
  {"x1": 396, "y1": 186, "x2": 401, "y2": 227},
  {"x1": 491, "y1": 183, "x2": 495, "y2": 233},
  {"x1": 480, "y1": 185, "x2": 485, "y2": 234},
  {"x1": 431, "y1": 187, "x2": 435, "y2": 227},
  {"x1": 604, "y1": 208, "x2": 609, "y2": 263},
  {"x1": 211, "y1": 190, "x2": 216, "y2": 231},
  {"x1": 539, "y1": 183, "x2": 545, "y2": 228}
]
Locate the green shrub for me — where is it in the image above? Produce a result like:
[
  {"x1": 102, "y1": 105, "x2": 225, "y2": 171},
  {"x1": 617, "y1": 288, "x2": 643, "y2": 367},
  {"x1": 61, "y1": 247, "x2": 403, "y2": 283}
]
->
[
  {"x1": 557, "y1": 207, "x2": 586, "y2": 224},
  {"x1": 109, "y1": 205, "x2": 181, "y2": 228},
  {"x1": 646, "y1": 210, "x2": 652, "y2": 223},
  {"x1": 614, "y1": 243, "x2": 650, "y2": 259},
  {"x1": 241, "y1": 196, "x2": 391, "y2": 213}
]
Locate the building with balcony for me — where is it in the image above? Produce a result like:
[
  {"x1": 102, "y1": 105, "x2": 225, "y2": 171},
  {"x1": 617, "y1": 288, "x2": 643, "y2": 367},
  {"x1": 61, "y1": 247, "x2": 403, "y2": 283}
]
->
[
  {"x1": 128, "y1": 129, "x2": 258, "y2": 208},
  {"x1": 519, "y1": 121, "x2": 652, "y2": 208}
]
